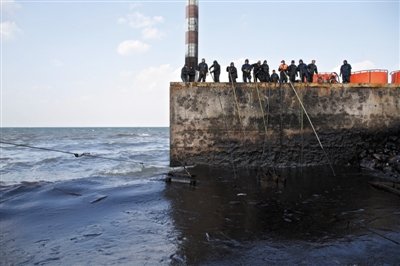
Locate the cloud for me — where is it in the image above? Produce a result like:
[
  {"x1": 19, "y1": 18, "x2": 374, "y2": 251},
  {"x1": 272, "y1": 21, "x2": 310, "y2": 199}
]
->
[
  {"x1": 351, "y1": 60, "x2": 376, "y2": 71},
  {"x1": 133, "y1": 64, "x2": 180, "y2": 91},
  {"x1": 1, "y1": 0, "x2": 21, "y2": 16},
  {"x1": 117, "y1": 40, "x2": 150, "y2": 55},
  {"x1": 118, "y1": 12, "x2": 164, "y2": 29},
  {"x1": 1, "y1": 21, "x2": 22, "y2": 41},
  {"x1": 141, "y1": 27, "x2": 164, "y2": 40},
  {"x1": 331, "y1": 60, "x2": 376, "y2": 73},
  {"x1": 118, "y1": 11, "x2": 165, "y2": 40}
]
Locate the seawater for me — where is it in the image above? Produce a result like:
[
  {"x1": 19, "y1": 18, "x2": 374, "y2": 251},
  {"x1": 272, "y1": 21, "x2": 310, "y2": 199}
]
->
[
  {"x1": 1, "y1": 127, "x2": 400, "y2": 265},
  {"x1": 0, "y1": 127, "x2": 169, "y2": 185}
]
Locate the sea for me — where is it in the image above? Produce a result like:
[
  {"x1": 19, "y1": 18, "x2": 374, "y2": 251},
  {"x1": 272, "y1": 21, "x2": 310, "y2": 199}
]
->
[
  {"x1": 0, "y1": 127, "x2": 170, "y2": 185},
  {"x1": 1, "y1": 127, "x2": 400, "y2": 265}
]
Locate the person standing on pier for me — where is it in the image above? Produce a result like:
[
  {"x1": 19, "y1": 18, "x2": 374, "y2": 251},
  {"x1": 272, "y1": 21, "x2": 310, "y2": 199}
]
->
[
  {"x1": 209, "y1": 60, "x2": 221, "y2": 82},
  {"x1": 297, "y1": 59, "x2": 308, "y2": 82},
  {"x1": 181, "y1": 65, "x2": 189, "y2": 82},
  {"x1": 188, "y1": 66, "x2": 196, "y2": 82},
  {"x1": 307, "y1": 60, "x2": 318, "y2": 83},
  {"x1": 270, "y1": 70, "x2": 279, "y2": 83},
  {"x1": 241, "y1": 59, "x2": 253, "y2": 82},
  {"x1": 287, "y1": 60, "x2": 298, "y2": 83},
  {"x1": 340, "y1": 60, "x2": 352, "y2": 83},
  {"x1": 197, "y1": 58, "x2": 208, "y2": 82},
  {"x1": 252, "y1": 61, "x2": 262, "y2": 82},
  {"x1": 278, "y1": 60, "x2": 288, "y2": 83},
  {"x1": 226, "y1": 62, "x2": 238, "y2": 83},
  {"x1": 260, "y1": 60, "x2": 270, "y2": 82}
]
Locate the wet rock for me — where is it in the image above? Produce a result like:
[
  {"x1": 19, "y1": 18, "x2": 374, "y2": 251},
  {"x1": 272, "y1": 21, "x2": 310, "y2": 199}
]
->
[
  {"x1": 372, "y1": 153, "x2": 384, "y2": 161},
  {"x1": 360, "y1": 158, "x2": 376, "y2": 170},
  {"x1": 389, "y1": 155, "x2": 400, "y2": 165},
  {"x1": 383, "y1": 166, "x2": 393, "y2": 174},
  {"x1": 359, "y1": 150, "x2": 367, "y2": 159},
  {"x1": 283, "y1": 218, "x2": 292, "y2": 223},
  {"x1": 356, "y1": 134, "x2": 400, "y2": 180},
  {"x1": 170, "y1": 253, "x2": 185, "y2": 264}
]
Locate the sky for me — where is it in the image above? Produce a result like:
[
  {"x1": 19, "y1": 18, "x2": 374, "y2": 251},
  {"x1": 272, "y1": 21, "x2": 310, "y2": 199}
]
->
[{"x1": 1, "y1": 0, "x2": 399, "y2": 127}]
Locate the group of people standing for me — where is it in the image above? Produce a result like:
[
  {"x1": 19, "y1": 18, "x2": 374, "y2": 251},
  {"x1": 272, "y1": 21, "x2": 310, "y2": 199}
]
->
[
  {"x1": 181, "y1": 59, "x2": 352, "y2": 84},
  {"x1": 277, "y1": 59, "x2": 318, "y2": 83}
]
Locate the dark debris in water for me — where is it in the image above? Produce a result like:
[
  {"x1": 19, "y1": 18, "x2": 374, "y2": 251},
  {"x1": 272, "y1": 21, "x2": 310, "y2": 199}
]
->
[{"x1": 164, "y1": 165, "x2": 400, "y2": 265}]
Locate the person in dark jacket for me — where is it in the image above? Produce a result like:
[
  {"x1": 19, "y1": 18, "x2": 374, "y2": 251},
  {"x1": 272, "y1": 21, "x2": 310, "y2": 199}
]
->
[
  {"x1": 188, "y1": 66, "x2": 196, "y2": 82},
  {"x1": 209, "y1": 60, "x2": 221, "y2": 82},
  {"x1": 297, "y1": 59, "x2": 308, "y2": 82},
  {"x1": 340, "y1": 60, "x2": 352, "y2": 83},
  {"x1": 260, "y1": 60, "x2": 270, "y2": 82},
  {"x1": 181, "y1": 65, "x2": 189, "y2": 82},
  {"x1": 307, "y1": 60, "x2": 318, "y2": 82},
  {"x1": 197, "y1": 58, "x2": 208, "y2": 82},
  {"x1": 252, "y1": 61, "x2": 262, "y2": 82},
  {"x1": 278, "y1": 60, "x2": 288, "y2": 83},
  {"x1": 270, "y1": 70, "x2": 279, "y2": 83},
  {"x1": 287, "y1": 60, "x2": 298, "y2": 83},
  {"x1": 226, "y1": 62, "x2": 238, "y2": 83},
  {"x1": 241, "y1": 59, "x2": 253, "y2": 82}
]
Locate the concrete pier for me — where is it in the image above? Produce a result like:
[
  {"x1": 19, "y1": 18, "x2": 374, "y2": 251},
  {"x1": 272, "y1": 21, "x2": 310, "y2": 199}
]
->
[{"x1": 170, "y1": 82, "x2": 400, "y2": 168}]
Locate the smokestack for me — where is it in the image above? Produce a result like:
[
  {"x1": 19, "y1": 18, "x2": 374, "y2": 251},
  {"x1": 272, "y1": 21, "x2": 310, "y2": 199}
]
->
[{"x1": 185, "y1": 0, "x2": 198, "y2": 68}]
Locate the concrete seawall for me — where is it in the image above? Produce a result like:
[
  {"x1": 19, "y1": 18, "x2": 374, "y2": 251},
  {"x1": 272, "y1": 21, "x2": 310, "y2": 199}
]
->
[{"x1": 170, "y1": 82, "x2": 400, "y2": 168}]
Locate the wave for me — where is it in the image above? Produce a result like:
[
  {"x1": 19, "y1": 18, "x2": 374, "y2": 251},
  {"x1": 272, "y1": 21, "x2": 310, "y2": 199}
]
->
[
  {"x1": 35, "y1": 156, "x2": 64, "y2": 165},
  {"x1": 95, "y1": 164, "x2": 169, "y2": 178},
  {"x1": 3, "y1": 161, "x2": 35, "y2": 170},
  {"x1": 110, "y1": 133, "x2": 151, "y2": 138},
  {"x1": 0, "y1": 181, "x2": 49, "y2": 203}
]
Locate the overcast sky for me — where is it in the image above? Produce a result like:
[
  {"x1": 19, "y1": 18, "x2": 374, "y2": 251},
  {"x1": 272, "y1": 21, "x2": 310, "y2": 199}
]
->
[{"x1": 1, "y1": 0, "x2": 399, "y2": 127}]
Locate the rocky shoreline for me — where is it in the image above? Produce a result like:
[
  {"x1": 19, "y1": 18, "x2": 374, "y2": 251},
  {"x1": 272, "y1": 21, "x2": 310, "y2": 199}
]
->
[{"x1": 357, "y1": 135, "x2": 400, "y2": 181}]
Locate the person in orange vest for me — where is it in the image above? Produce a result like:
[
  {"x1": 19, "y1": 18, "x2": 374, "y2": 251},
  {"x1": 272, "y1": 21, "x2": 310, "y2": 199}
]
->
[{"x1": 278, "y1": 60, "x2": 288, "y2": 83}]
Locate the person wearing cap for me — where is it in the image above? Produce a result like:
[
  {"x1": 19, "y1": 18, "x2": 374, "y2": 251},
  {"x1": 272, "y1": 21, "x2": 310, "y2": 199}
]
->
[
  {"x1": 297, "y1": 59, "x2": 308, "y2": 82},
  {"x1": 209, "y1": 60, "x2": 221, "y2": 82},
  {"x1": 197, "y1": 58, "x2": 208, "y2": 82},
  {"x1": 340, "y1": 60, "x2": 352, "y2": 83},
  {"x1": 270, "y1": 70, "x2": 279, "y2": 83},
  {"x1": 307, "y1": 60, "x2": 318, "y2": 83},
  {"x1": 226, "y1": 62, "x2": 238, "y2": 83},
  {"x1": 287, "y1": 60, "x2": 298, "y2": 83},
  {"x1": 241, "y1": 59, "x2": 253, "y2": 82},
  {"x1": 278, "y1": 60, "x2": 288, "y2": 83}
]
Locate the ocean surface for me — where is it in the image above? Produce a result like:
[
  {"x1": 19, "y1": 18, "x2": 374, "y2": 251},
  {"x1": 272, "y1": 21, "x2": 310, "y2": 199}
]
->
[
  {"x1": 1, "y1": 128, "x2": 400, "y2": 265},
  {"x1": 0, "y1": 127, "x2": 170, "y2": 185}
]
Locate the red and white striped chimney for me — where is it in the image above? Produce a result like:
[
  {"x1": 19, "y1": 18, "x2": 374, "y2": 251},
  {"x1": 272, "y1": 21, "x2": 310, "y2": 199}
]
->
[{"x1": 185, "y1": 0, "x2": 198, "y2": 68}]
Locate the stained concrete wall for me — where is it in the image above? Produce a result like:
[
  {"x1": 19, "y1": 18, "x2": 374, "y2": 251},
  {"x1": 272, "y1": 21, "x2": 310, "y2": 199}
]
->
[{"x1": 170, "y1": 82, "x2": 400, "y2": 168}]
